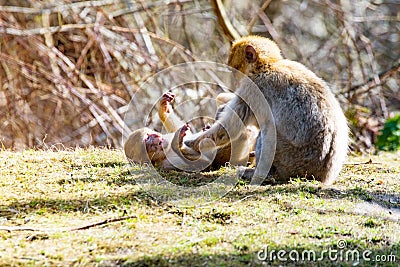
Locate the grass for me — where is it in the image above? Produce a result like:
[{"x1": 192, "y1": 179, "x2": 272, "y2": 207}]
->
[{"x1": 0, "y1": 148, "x2": 399, "y2": 266}]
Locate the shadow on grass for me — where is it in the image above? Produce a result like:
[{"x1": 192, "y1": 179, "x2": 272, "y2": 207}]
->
[
  {"x1": 69, "y1": 161, "x2": 128, "y2": 169},
  {"x1": 0, "y1": 189, "x2": 157, "y2": 219},
  {"x1": 60, "y1": 165, "x2": 227, "y2": 187},
  {"x1": 1, "y1": 178, "x2": 399, "y2": 224},
  {"x1": 57, "y1": 170, "x2": 135, "y2": 185},
  {"x1": 57, "y1": 159, "x2": 400, "y2": 214},
  {"x1": 98, "y1": 243, "x2": 399, "y2": 267},
  {"x1": 224, "y1": 184, "x2": 400, "y2": 222},
  {"x1": 1, "y1": 160, "x2": 399, "y2": 222}
]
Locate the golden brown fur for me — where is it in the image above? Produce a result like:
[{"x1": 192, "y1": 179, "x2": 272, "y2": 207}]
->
[
  {"x1": 124, "y1": 92, "x2": 257, "y2": 170},
  {"x1": 184, "y1": 36, "x2": 349, "y2": 185}
]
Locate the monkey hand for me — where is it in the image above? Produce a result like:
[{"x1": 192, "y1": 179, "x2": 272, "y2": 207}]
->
[
  {"x1": 178, "y1": 123, "x2": 192, "y2": 147},
  {"x1": 162, "y1": 91, "x2": 175, "y2": 103},
  {"x1": 173, "y1": 124, "x2": 202, "y2": 161},
  {"x1": 159, "y1": 91, "x2": 175, "y2": 114}
]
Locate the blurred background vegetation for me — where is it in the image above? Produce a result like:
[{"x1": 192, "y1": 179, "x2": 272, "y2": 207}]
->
[{"x1": 0, "y1": 0, "x2": 399, "y2": 152}]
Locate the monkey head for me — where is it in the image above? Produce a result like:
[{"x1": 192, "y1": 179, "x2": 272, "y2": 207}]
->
[
  {"x1": 124, "y1": 127, "x2": 168, "y2": 165},
  {"x1": 228, "y1": 35, "x2": 283, "y2": 75}
]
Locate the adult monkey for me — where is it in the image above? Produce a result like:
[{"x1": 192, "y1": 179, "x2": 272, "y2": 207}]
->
[{"x1": 184, "y1": 36, "x2": 349, "y2": 185}]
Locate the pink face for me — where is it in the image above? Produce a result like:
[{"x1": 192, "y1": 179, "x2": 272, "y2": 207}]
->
[
  {"x1": 144, "y1": 132, "x2": 167, "y2": 162},
  {"x1": 146, "y1": 133, "x2": 164, "y2": 152}
]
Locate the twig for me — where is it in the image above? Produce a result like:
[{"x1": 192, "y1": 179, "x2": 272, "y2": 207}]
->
[
  {"x1": 247, "y1": 0, "x2": 272, "y2": 34},
  {"x1": 234, "y1": 194, "x2": 256, "y2": 203},
  {"x1": 0, "y1": 226, "x2": 43, "y2": 232},
  {"x1": 108, "y1": 0, "x2": 193, "y2": 19},
  {"x1": 0, "y1": 0, "x2": 117, "y2": 14},
  {"x1": 69, "y1": 215, "x2": 137, "y2": 231},
  {"x1": 344, "y1": 158, "x2": 382, "y2": 165},
  {"x1": 210, "y1": 0, "x2": 241, "y2": 41},
  {"x1": 108, "y1": 26, "x2": 196, "y2": 60},
  {"x1": 0, "y1": 215, "x2": 137, "y2": 232},
  {"x1": 347, "y1": 63, "x2": 400, "y2": 95},
  {"x1": 0, "y1": 23, "x2": 93, "y2": 36},
  {"x1": 257, "y1": 12, "x2": 286, "y2": 58}
]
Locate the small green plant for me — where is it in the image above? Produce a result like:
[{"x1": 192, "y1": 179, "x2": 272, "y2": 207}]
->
[{"x1": 376, "y1": 114, "x2": 400, "y2": 151}]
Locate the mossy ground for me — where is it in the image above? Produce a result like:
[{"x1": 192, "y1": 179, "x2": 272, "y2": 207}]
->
[{"x1": 0, "y1": 148, "x2": 399, "y2": 266}]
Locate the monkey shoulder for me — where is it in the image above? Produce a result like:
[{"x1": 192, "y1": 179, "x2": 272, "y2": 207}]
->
[
  {"x1": 270, "y1": 60, "x2": 326, "y2": 87},
  {"x1": 252, "y1": 59, "x2": 332, "y2": 104},
  {"x1": 250, "y1": 61, "x2": 337, "y2": 146}
]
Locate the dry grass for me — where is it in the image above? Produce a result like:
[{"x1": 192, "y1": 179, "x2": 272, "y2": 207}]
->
[
  {"x1": 0, "y1": 148, "x2": 399, "y2": 266},
  {"x1": 1, "y1": 0, "x2": 399, "y2": 152},
  {"x1": 0, "y1": 0, "x2": 222, "y2": 149}
]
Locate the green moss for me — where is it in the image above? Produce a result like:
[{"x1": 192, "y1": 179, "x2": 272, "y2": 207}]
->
[
  {"x1": 376, "y1": 114, "x2": 400, "y2": 151},
  {"x1": 0, "y1": 148, "x2": 399, "y2": 266}
]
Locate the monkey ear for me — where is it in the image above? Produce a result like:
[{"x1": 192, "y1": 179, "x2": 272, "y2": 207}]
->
[{"x1": 244, "y1": 45, "x2": 257, "y2": 63}]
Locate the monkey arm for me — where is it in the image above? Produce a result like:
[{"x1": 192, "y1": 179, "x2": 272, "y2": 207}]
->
[
  {"x1": 184, "y1": 96, "x2": 252, "y2": 152},
  {"x1": 158, "y1": 92, "x2": 185, "y2": 133},
  {"x1": 159, "y1": 109, "x2": 185, "y2": 133},
  {"x1": 159, "y1": 92, "x2": 235, "y2": 133},
  {"x1": 216, "y1": 92, "x2": 235, "y2": 106},
  {"x1": 164, "y1": 125, "x2": 216, "y2": 171}
]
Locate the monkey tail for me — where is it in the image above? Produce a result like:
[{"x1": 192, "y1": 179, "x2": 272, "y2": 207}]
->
[{"x1": 323, "y1": 116, "x2": 349, "y2": 185}]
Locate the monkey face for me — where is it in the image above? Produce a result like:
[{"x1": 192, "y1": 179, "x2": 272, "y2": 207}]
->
[
  {"x1": 124, "y1": 128, "x2": 167, "y2": 165},
  {"x1": 228, "y1": 45, "x2": 249, "y2": 74},
  {"x1": 228, "y1": 36, "x2": 283, "y2": 75},
  {"x1": 145, "y1": 133, "x2": 165, "y2": 152},
  {"x1": 228, "y1": 43, "x2": 258, "y2": 76},
  {"x1": 145, "y1": 132, "x2": 167, "y2": 162}
]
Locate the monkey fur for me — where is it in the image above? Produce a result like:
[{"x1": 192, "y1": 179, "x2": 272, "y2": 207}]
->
[
  {"x1": 184, "y1": 36, "x2": 348, "y2": 185},
  {"x1": 124, "y1": 92, "x2": 256, "y2": 170}
]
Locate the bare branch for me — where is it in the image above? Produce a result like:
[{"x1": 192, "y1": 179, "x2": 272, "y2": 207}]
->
[
  {"x1": 347, "y1": 63, "x2": 400, "y2": 95},
  {"x1": 0, "y1": 215, "x2": 137, "y2": 232},
  {"x1": 210, "y1": 0, "x2": 241, "y2": 41},
  {"x1": 247, "y1": 0, "x2": 272, "y2": 34},
  {"x1": 0, "y1": 0, "x2": 117, "y2": 14}
]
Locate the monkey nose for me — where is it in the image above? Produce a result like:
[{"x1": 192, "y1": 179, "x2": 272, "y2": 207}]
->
[{"x1": 151, "y1": 138, "x2": 161, "y2": 145}]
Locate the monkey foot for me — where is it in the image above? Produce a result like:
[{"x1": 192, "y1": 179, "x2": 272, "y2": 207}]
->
[
  {"x1": 179, "y1": 124, "x2": 193, "y2": 145},
  {"x1": 180, "y1": 124, "x2": 190, "y2": 137},
  {"x1": 237, "y1": 167, "x2": 276, "y2": 185}
]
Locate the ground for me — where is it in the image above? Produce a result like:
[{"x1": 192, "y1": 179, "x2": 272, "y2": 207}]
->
[{"x1": 0, "y1": 148, "x2": 399, "y2": 266}]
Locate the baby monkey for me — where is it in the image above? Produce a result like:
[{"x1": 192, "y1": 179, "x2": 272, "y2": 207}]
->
[{"x1": 124, "y1": 92, "x2": 257, "y2": 170}]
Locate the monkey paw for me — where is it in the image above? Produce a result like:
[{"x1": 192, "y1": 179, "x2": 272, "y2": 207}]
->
[
  {"x1": 160, "y1": 91, "x2": 176, "y2": 113},
  {"x1": 162, "y1": 91, "x2": 175, "y2": 102},
  {"x1": 237, "y1": 167, "x2": 276, "y2": 185},
  {"x1": 180, "y1": 124, "x2": 191, "y2": 139}
]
